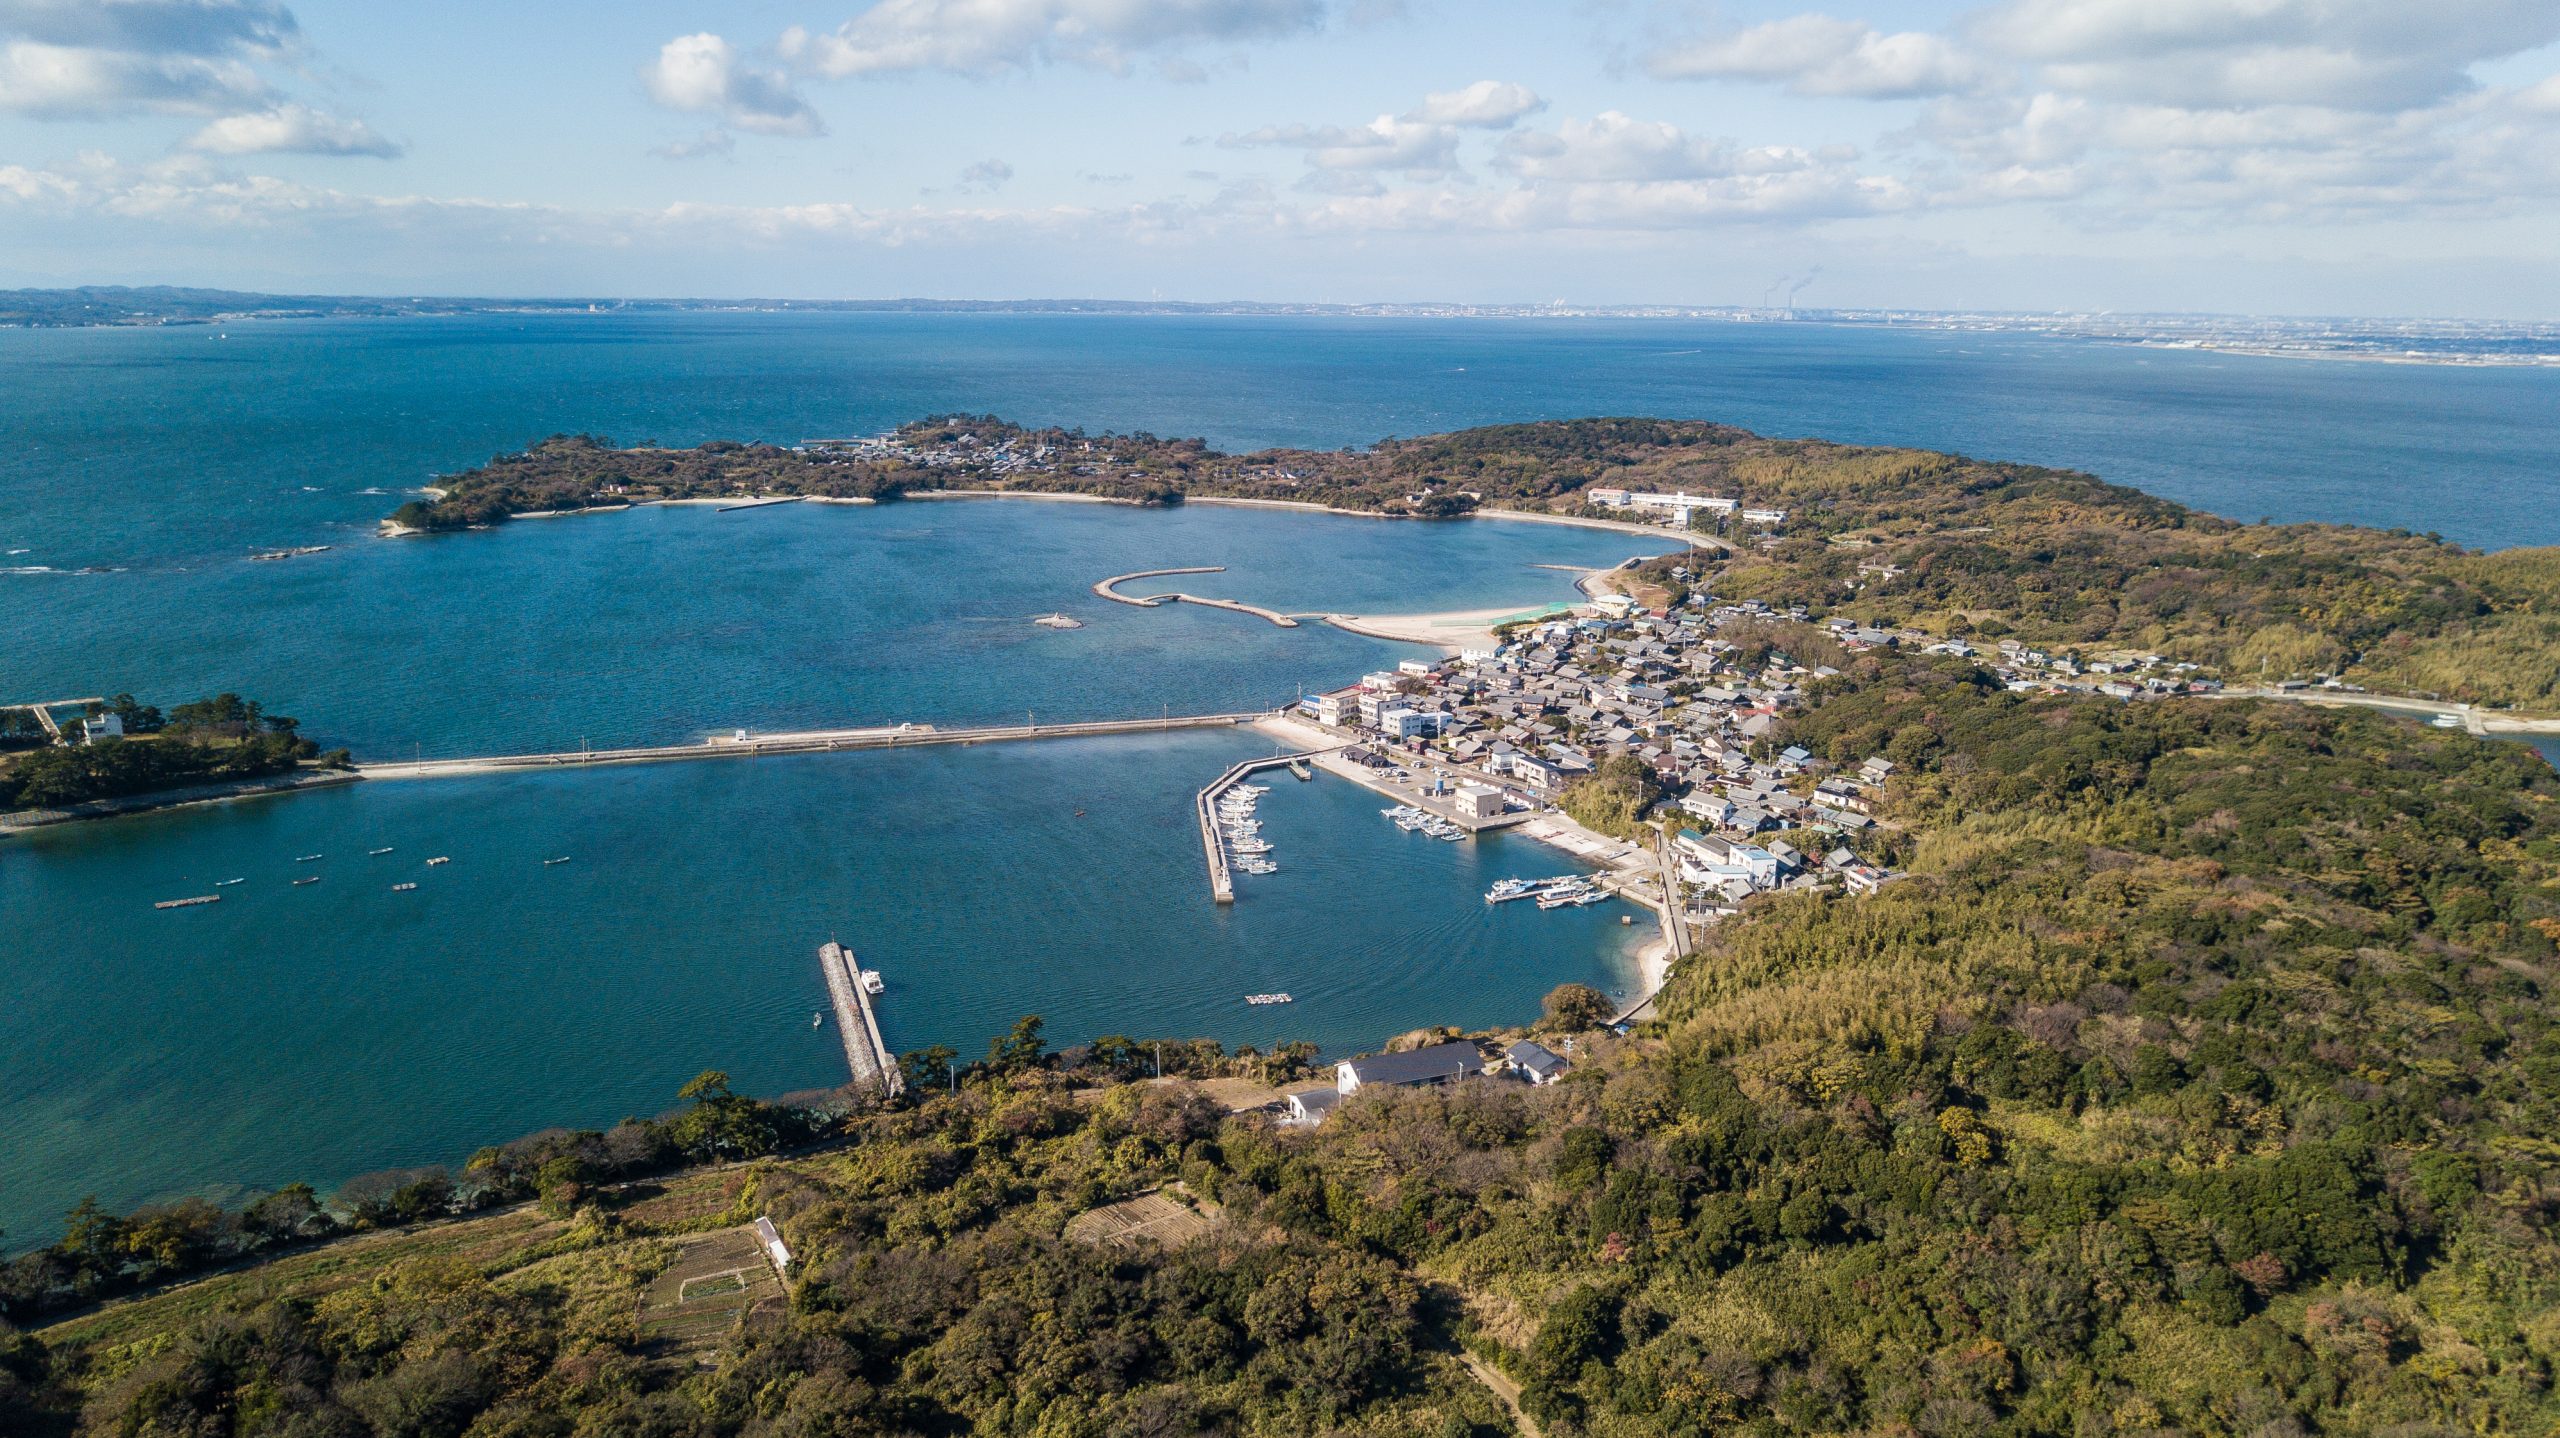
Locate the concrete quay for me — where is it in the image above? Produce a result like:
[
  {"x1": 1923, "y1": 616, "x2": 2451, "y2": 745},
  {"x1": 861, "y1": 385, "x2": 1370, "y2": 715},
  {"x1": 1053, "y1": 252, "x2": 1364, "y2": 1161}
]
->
[{"x1": 818, "y1": 942, "x2": 902, "y2": 1099}]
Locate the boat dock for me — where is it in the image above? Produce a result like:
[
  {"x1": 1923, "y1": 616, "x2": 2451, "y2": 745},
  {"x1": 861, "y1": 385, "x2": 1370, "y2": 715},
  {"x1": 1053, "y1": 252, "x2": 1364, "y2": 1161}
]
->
[
  {"x1": 817, "y1": 942, "x2": 903, "y2": 1100},
  {"x1": 1093, "y1": 567, "x2": 1300, "y2": 628},
  {"x1": 1196, "y1": 747, "x2": 1342, "y2": 902}
]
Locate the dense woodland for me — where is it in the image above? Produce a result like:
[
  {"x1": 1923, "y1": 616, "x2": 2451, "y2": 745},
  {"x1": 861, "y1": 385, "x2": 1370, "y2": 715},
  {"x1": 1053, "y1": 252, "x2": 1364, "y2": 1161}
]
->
[
  {"x1": 0, "y1": 695, "x2": 340, "y2": 813},
  {"x1": 411, "y1": 417, "x2": 2560, "y2": 709},
  {"x1": 9, "y1": 641, "x2": 2558, "y2": 1436}
]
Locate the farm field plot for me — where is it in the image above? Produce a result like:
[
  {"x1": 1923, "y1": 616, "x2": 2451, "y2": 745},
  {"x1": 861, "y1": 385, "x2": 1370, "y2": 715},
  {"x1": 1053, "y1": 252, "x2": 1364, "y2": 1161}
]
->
[
  {"x1": 1063, "y1": 1184, "x2": 1224, "y2": 1252},
  {"x1": 637, "y1": 1224, "x2": 784, "y2": 1359}
]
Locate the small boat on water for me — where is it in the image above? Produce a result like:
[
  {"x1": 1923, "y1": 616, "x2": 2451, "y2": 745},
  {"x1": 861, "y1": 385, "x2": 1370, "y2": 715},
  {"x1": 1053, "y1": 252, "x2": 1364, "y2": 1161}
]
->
[
  {"x1": 543, "y1": 856, "x2": 571, "y2": 866},
  {"x1": 391, "y1": 882, "x2": 418, "y2": 892},
  {"x1": 2432, "y1": 713, "x2": 2465, "y2": 728},
  {"x1": 425, "y1": 856, "x2": 450, "y2": 866},
  {"x1": 1230, "y1": 839, "x2": 1274, "y2": 855},
  {"x1": 812, "y1": 1012, "x2": 823, "y2": 1028},
  {"x1": 292, "y1": 876, "x2": 319, "y2": 886},
  {"x1": 294, "y1": 853, "x2": 323, "y2": 862},
  {"x1": 859, "y1": 970, "x2": 885, "y2": 996},
  {"x1": 215, "y1": 877, "x2": 245, "y2": 887},
  {"x1": 154, "y1": 895, "x2": 220, "y2": 910},
  {"x1": 1245, "y1": 992, "x2": 1293, "y2": 1005},
  {"x1": 368, "y1": 846, "x2": 394, "y2": 856}
]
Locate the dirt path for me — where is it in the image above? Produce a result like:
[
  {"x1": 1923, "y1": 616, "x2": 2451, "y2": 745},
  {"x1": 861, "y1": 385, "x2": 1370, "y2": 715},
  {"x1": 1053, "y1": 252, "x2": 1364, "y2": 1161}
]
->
[{"x1": 1460, "y1": 1352, "x2": 1545, "y2": 1438}]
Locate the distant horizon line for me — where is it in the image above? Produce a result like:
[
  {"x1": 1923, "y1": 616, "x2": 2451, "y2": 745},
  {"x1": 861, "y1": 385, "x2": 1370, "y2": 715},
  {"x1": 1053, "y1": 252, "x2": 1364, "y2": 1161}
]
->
[{"x1": 3, "y1": 283, "x2": 2555, "y2": 331}]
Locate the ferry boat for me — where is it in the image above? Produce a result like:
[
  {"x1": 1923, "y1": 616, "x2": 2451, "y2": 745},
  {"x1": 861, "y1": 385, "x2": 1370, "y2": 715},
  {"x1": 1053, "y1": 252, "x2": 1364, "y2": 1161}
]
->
[
  {"x1": 425, "y1": 856, "x2": 450, "y2": 866},
  {"x1": 1245, "y1": 992, "x2": 1293, "y2": 1005},
  {"x1": 391, "y1": 882, "x2": 418, "y2": 892}
]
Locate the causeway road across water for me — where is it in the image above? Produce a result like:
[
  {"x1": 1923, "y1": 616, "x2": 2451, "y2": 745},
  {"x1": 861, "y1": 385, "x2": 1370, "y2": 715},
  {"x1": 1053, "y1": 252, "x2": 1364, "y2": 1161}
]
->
[{"x1": 356, "y1": 712, "x2": 1268, "y2": 781}]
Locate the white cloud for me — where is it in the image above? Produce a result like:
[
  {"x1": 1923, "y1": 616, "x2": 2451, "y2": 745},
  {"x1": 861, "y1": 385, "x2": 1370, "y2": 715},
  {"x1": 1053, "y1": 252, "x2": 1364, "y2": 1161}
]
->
[
  {"x1": 1973, "y1": 0, "x2": 2560, "y2": 110},
  {"x1": 1221, "y1": 115, "x2": 1462, "y2": 176},
  {"x1": 0, "y1": 0, "x2": 308, "y2": 120},
  {"x1": 778, "y1": 0, "x2": 1322, "y2": 79},
  {"x1": 644, "y1": 32, "x2": 823, "y2": 137},
  {"x1": 184, "y1": 102, "x2": 399, "y2": 157},
  {"x1": 1651, "y1": 14, "x2": 1987, "y2": 98},
  {"x1": 958, "y1": 157, "x2": 1014, "y2": 190},
  {"x1": 1405, "y1": 79, "x2": 1543, "y2": 128}
]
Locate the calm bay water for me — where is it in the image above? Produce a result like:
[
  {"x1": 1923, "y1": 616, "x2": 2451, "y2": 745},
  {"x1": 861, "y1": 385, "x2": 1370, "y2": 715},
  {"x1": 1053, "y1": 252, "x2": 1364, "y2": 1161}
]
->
[{"x1": 4, "y1": 312, "x2": 2555, "y2": 1243}]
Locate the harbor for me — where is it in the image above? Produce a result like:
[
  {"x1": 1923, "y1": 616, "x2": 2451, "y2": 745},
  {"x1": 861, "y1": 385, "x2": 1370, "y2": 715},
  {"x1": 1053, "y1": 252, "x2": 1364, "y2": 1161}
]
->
[{"x1": 1195, "y1": 747, "x2": 1341, "y2": 902}]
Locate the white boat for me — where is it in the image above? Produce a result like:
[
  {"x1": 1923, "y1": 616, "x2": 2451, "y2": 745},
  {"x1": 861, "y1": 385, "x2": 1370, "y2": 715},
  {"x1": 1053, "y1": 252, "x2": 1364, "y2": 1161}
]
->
[
  {"x1": 368, "y1": 846, "x2": 394, "y2": 856},
  {"x1": 294, "y1": 853, "x2": 323, "y2": 862},
  {"x1": 543, "y1": 856, "x2": 571, "y2": 865},
  {"x1": 812, "y1": 1012, "x2": 823, "y2": 1028},
  {"x1": 391, "y1": 882, "x2": 418, "y2": 892},
  {"x1": 2431, "y1": 713, "x2": 2464, "y2": 728},
  {"x1": 215, "y1": 877, "x2": 245, "y2": 887},
  {"x1": 292, "y1": 876, "x2": 319, "y2": 886},
  {"x1": 1245, "y1": 992, "x2": 1293, "y2": 1005},
  {"x1": 1230, "y1": 839, "x2": 1275, "y2": 855},
  {"x1": 859, "y1": 969, "x2": 885, "y2": 995},
  {"x1": 425, "y1": 856, "x2": 450, "y2": 866}
]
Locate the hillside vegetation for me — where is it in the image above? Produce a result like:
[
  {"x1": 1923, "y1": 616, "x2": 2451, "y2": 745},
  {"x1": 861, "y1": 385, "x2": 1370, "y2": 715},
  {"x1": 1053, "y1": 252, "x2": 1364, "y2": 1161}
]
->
[{"x1": 10, "y1": 643, "x2": 2558, "y2": 1436}]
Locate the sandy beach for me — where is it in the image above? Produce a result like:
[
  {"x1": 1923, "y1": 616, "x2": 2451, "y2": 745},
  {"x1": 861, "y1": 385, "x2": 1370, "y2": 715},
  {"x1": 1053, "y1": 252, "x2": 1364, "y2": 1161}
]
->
[{"x1": 1320, "y1": 601, "x2": 1581, "y2": 653}]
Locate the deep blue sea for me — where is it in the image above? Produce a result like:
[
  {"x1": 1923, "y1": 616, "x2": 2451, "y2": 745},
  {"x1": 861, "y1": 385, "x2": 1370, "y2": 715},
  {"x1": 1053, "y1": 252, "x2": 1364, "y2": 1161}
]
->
[{"x1": 3, "y1": 312, "x2": 2555, "y2": 1244}]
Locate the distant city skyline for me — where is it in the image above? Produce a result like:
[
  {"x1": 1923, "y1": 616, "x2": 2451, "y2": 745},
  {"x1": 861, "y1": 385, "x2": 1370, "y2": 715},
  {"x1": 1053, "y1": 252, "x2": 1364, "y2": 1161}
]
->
[{"x1": 3, "y1": 0, "x2": 2557, "y2": 318}]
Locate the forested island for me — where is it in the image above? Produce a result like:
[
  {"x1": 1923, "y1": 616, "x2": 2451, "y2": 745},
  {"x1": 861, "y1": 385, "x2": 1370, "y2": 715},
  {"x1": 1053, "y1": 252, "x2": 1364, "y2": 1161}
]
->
[
  {"x1": 9, "y1": 639, "x2": 2560, "y2": 1434},
  {"x1": 0, "y1": 694, "x2": 347, "y2": 816},
  {"x1": 404, "y1": 417, "x2": 2560, "y2": 709}
]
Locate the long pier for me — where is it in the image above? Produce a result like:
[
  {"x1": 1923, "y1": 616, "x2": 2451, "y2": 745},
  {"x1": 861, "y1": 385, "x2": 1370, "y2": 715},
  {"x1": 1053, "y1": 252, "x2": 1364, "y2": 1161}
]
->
[
  {"x1": 356, "y1": 712, "x2": 1266, "y2": 781},
  {"x1": 1093, "y1": 567, "x2": 1300, "y2": 628},
  {"x1": 818, "y1": 942, "x2": 902, "y2": 1099}
]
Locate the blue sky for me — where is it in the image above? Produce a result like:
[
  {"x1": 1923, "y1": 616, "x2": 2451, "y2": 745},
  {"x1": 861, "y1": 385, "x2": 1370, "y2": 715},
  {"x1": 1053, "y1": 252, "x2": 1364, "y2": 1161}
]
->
[{"x1": 3, "y1": 0, "x2": 2558, "y2": 315}]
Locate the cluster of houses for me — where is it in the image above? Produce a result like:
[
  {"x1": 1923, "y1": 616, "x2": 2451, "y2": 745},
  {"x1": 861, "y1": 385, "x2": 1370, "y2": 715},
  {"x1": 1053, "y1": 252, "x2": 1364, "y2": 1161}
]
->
[
  {"x1": 1298, "y1": 589, "x2": 1908, "y2": 910},
  {"x1": 1282, "y1": 1037, "x2": 1572, "y2": 1126}
]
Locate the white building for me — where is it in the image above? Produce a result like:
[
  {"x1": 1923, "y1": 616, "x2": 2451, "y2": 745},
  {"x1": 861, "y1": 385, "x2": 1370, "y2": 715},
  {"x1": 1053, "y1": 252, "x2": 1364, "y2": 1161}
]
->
[{"x1": 1453, "y1": 783, "x2": 1507, "y2": 819}]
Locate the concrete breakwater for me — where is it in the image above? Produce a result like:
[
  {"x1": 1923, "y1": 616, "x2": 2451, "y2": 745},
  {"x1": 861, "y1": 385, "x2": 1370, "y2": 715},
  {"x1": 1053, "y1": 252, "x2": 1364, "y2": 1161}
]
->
[
  {"x1": 356, "y1": 713, "x2": 1267, "y2": 781},
  {"x1": 1092, "y1": 567, "x2": 1300, "y2": 628}
]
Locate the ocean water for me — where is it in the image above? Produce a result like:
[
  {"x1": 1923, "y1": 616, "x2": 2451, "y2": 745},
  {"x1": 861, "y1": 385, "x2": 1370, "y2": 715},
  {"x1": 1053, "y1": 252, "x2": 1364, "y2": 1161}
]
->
[
  {"x1": 0, "y1": 732, "x2": 1646, "y2": 1241},
  {"x1": 5, "y1": 312, "x2": 2556, "y2": 1244}
]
